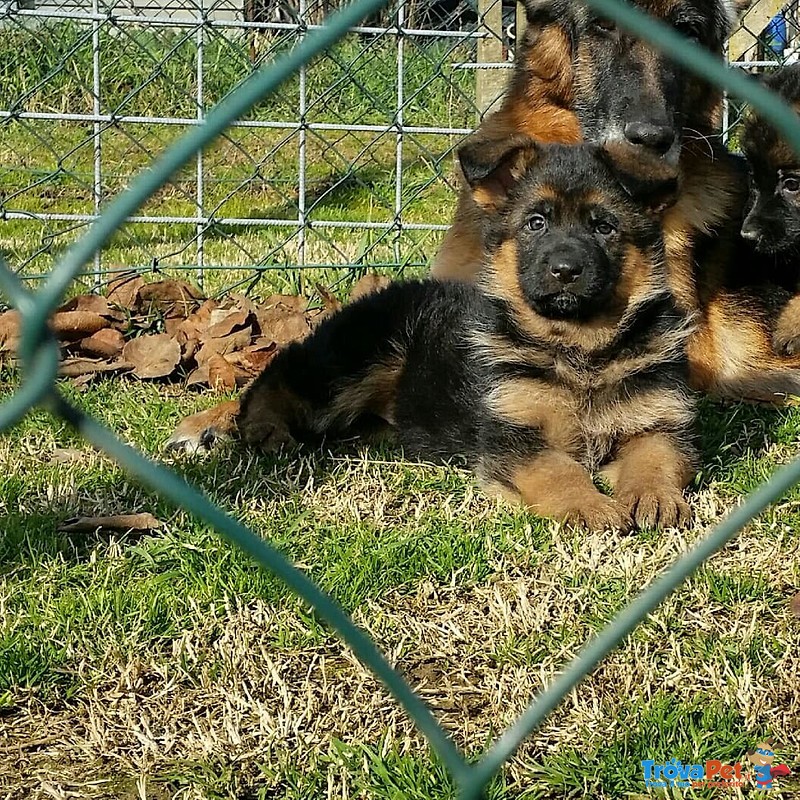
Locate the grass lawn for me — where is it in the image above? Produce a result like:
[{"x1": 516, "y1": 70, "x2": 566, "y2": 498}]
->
[{"x1": 1, "y1": 378, "x2": 799, "y2": 799}]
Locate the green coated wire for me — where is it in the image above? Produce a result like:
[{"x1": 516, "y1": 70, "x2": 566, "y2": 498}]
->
[
  {"x1": 44, "y1": 392, "x2": 470, "y2": 785},
  {"x1": 0, "y1": 260, "x2": 60, "y2": 429},
  {"x1": 464, "y1": 453, "x2": 800, "y2": 794},
  {"x1": 34, "y1": 0, "x2": 394, "y2": 348},
  {"x1": 2, "y1": 0, "x2": 800, "y2": 796}
]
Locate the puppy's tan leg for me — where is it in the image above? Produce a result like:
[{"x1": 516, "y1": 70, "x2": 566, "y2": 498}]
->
[
  {"x1": 774, "y1": 295, "x2": 800, "y2": 356},
  {"x1": 493, "y1": 450, "x2": 631, "y2": 531},
  {"x1": 602, "y1": 433, "x2": 694, "y2": 529},
  {"x1": 165, "y1": 400, "x2": 240, "y2": 453}
]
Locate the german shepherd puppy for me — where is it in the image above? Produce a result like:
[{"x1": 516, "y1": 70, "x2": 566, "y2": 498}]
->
[
  {"x1": 740, "y1": 64, "x2": 800, "y2": 356},
  {"x1": 235, "y1": 139, "x2": 697, "y2": 531}
]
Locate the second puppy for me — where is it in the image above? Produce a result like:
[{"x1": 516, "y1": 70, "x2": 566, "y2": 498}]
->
[
  {"x1": 237, "y1": 139, "x2": 698, "y2": 532},
  {"x1": 741, "y1": 64, "x2": 800, "y2": 356}
]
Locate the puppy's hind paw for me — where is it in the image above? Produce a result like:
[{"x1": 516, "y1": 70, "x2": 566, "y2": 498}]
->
[
  {"x1": 239, "y1": 414, "x2": 296, "y2": 452},
  {"x1": 164, "y1": 400, "x2": 240, "y2": 455}
]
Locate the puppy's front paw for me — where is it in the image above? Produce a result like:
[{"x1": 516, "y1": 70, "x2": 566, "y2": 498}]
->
[
  {"x1": 562, "y1": 496, "x2": 631, "y2": 533},
  {"x1": 617, "y1": 487, "x2": 691, "y2": 529}
]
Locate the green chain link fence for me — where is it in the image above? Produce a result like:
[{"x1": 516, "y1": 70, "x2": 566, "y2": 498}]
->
[{"x1": 3, "y1": 0, "x2": 800, "y2": 796}]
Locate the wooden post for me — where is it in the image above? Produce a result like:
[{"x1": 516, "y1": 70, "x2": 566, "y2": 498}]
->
[
  {"x1": 515, "y1": 0, "x2": 526, "y2": 60},
  {"x1": 476, "y1": 0, "x2": 506, "y2": 118},
  {"x1": 728, "y1": 0, "x2": 785, "y2": 61}
]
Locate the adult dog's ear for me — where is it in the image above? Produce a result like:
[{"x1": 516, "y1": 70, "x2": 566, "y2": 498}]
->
[
  {"x1": 599, "y1": 142, "x2": 679, "y2": 214},
  {"x1": 458, "y1": 133, "x2": 540, "y2": 212}
]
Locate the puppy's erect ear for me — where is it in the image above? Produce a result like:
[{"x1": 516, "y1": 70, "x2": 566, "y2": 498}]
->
[
  {"x1": 599, "y1": 142, "x2": 679, "y2": 214},
  {"x1": 457, "y1": 133, "x2": 540, "y2": 212}
]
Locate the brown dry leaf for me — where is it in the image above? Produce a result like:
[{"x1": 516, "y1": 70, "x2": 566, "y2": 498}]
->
[
  {"x1": 0, "y1": 309, "x2": 20, "y2": 352},
  {"x1": 59, "y1": 294, "x2": 111, "y2": 317},
  {"x1": 227, "y1": 292, "x2": 256, "y2": 314},
  {"x1": 185, "y1": 365, "x2": 209, "y2": 388},
  {"x1": 107, "y1": 271, "x2": 145, "y2": 309},
  {"x1": 256, "y1": 308, "x2": 310, "y2": 345},
  {"x1": 80, "y1": 328, "x2": 125, "y2": 359},
  {"x1": 195, "y1": 326, "x2": 253, "y2": 365},
  {"x1": 261, "y1": 293, "x2": 308, "y2": 313},
  {"x1": 139, "y1": 279, "x2": 203, "y2": 319},
  {"x1": 123, "y1": 333, "x2": 181, "y2": 379},
  {"x1": 349, "y1": 274, "x2": 391, "y2": 302},
  {"x1": 59, "y1": 358, "x2": 128, "y2": 377},
  {"x1": 207, "y1": 307, "x2": 251, "y2": 339},
  {"x1": 58, "y1": 513, "x2": 163, "y2": 533},
  {"x1": 162, "y1": 317, "x2": 183, "y2": 338},
  {"x1": 315, "y1": 283, "x2": 343, "y2": 315},
  {"x1": 192, "y1": 298, "x2": 220, "y2": 325},
  {"x1": 175, "y1": 299, "x2": 220, "y2": 352},
  {"x1": 207, "y1": 353, "x2": 238, "y2": 393},
  {"x1": 791, "y1": 592, "x2": 800, "y2": 619},
  {"x1": 226, "y1": 344, "x2": 277, "y2": 376},
  {"x1": 50, "y1": 448, "x2": 86, "y2": 464},
  {"x1": 50, "y1": 310, "x2": 110, "y2": 341}
]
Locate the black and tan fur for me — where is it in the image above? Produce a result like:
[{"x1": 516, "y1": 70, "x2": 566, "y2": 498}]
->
[
  {"x1": 423, "y1": 0, "x2": 800, "y2": 404},
  {"x1": 431, "y1": 0, "x2": 748, "y2": 288},
  {"x1": 740, "y1": 64, "x2": 800, "y2": 356},
  {"x1": 236, "y1": 140, "x2": 698, "y2": 531}
]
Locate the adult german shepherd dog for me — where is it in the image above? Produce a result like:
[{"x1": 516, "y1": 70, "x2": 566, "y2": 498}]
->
[{"x1": 232, "y1": 140, "x2": 697, "y2": 531}]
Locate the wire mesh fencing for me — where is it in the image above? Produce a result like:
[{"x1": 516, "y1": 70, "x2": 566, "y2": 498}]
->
[
  {"x1": 3, "y1": 0, "x2": 800, "y2": 796},
  {"x1": 0, "y1": 0, "x2": 521, "y2": 299},
  {"x1": 1, "y1": 0, "x2": 798, "y2": 299}
]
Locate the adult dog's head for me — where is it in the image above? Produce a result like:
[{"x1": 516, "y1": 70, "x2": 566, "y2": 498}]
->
[{"x1": 513, "y1": 0, "x2": 749, "y2": 177}]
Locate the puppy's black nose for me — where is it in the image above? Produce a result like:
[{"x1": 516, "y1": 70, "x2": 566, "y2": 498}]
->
[
  {"x1": 550, "y1": 260, "x2": 584, "y2": 284},
  {"x1": 623, "y1": 122, "x2": 676, "y2": 155},
  {"x1": 740, "y1": 219, "x2": 762, "y2": 242}
]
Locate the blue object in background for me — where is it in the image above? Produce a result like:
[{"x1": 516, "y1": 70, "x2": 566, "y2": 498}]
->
[{"x1": 765, "y1": 12, "x2": 788, "y2": 57}]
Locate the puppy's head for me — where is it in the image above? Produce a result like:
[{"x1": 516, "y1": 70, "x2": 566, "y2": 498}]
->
[
  {"x1": 741, "y1": 65, "x2": 800, "y2": 255},
  {"x1": 458, "y1": 134, "x2": 666, "y2": 326}
]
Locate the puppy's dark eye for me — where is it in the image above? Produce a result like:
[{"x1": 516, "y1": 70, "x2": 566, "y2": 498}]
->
[
  {"x1": 594, "y1": 220, "x2": 616, "y2": 236},
  {"x1": 526, "y1": 214, "x2": 547, "y2": 232},
  {"x1": 782, "y1": 176, "x2": 800, "y2": 194}
]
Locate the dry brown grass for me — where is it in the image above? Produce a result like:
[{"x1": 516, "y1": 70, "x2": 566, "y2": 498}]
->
[{"x1": 2, "y1": 472, "x2": 799, "y2": 798}]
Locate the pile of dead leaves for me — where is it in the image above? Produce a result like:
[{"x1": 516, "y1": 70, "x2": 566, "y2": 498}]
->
[{"x1": 0, "y1": 272, "x2": 390, "y2": 392}]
